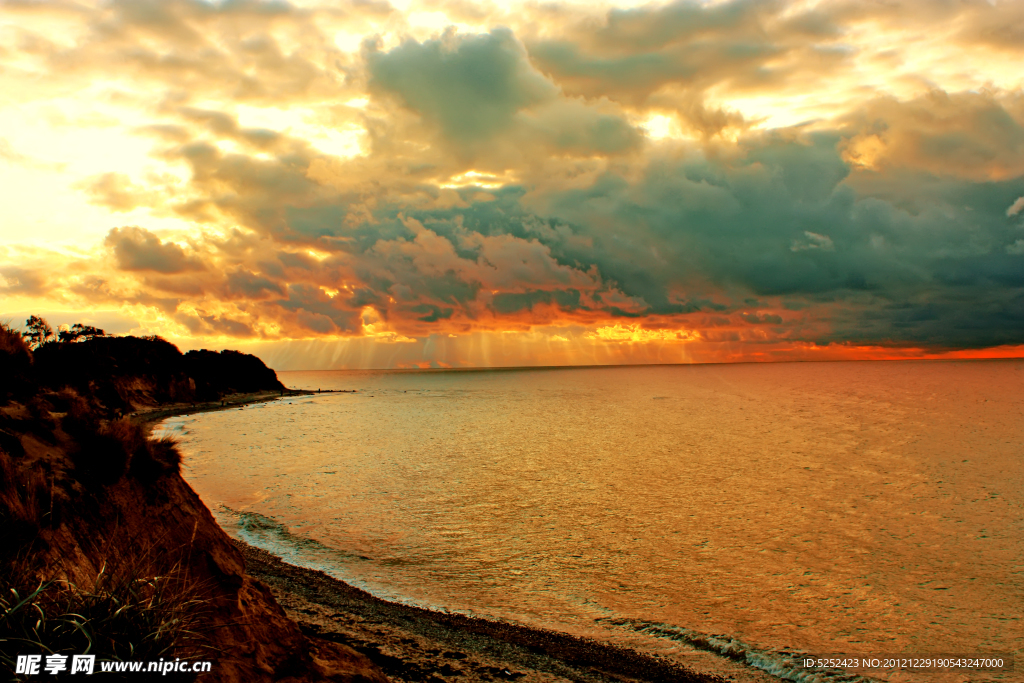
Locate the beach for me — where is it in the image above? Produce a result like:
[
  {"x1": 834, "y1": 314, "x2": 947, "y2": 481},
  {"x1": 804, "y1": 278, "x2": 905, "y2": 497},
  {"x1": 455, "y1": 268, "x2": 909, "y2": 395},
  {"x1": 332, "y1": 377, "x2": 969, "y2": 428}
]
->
[{"x1": 235, "y1": 539, "x2": 780, "y2": 683}]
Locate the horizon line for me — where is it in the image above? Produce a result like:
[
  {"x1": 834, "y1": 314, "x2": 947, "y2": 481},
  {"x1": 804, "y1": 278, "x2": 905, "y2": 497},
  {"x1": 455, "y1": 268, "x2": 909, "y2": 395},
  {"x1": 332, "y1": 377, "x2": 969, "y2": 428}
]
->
[{"x1": 276, "y1": 355, "x2": 1024, "y2": 373}]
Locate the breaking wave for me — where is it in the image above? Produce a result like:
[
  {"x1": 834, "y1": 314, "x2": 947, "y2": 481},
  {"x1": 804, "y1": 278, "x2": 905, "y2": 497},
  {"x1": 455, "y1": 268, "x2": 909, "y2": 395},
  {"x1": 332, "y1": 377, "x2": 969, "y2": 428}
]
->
[{"x1": 605, "y1": 618, "x2": 877, "y2": 683}]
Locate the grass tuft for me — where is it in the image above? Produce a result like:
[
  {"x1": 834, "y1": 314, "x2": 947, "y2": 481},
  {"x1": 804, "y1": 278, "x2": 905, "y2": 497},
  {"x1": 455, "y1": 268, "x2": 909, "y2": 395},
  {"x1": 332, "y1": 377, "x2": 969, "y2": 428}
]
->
[{"x1": 0, "y1": 553, "x2": 215, "y2": 681}]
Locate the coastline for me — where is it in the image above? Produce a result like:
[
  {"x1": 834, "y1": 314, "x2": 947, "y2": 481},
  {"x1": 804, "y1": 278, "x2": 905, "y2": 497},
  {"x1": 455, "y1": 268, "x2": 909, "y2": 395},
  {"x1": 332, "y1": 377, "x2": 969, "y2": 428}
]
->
[
  {"x1": 133, "y1": 388, "x2": 317, "y2": 425},
  {"x1": 143, "y1": 393, "x2": 783, "y2": 683},
  {"x1": 236, "y1": 539, "x2": 738, "y2": 683}
]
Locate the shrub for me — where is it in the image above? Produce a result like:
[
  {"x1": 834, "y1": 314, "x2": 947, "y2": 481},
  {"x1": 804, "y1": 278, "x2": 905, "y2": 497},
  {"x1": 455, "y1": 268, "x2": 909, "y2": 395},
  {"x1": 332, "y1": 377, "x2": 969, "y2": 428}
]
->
[
  {"x1": 60, "y1": 392, "x2": 100, "y2": 439},
  {"x1": 69, "y1": 419, "x2": 147, "y2": 486},
  {"x1": 69, "y1": 418, "x2": 183, "y2": 487},
  {"x1": 130, "y1": 437, "x2": 184, "y2": 483},
  {"x1": 0, "y1": 323, "x2": 31, "y2": 361},
  {"x1": 71, "y1": 431, "x2": 131, "y2": 486},
  {"x1": 0, "y1": 430, "x2": 24, "y2": 459}
]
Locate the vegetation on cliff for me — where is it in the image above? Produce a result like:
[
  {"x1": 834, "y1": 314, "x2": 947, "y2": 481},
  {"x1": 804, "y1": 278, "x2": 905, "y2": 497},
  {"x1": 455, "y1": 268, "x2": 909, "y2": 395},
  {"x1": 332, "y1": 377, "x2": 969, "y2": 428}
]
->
[
  {"x1": 1, "y1": 321, "x2": 204, "y2": 679},
  {"x1": 7, "y1": 317, "x2": 284, "y2": 416},
  {"x1": 0, "y1": 319, "x2": 386, "y2": 682}
]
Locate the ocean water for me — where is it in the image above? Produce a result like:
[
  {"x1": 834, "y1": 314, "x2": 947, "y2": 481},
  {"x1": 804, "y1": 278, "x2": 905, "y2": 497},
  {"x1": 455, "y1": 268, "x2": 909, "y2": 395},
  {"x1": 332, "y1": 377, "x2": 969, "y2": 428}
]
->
[{"x1": 158, "y1": 361, "x2": 1023, "y2": 681}]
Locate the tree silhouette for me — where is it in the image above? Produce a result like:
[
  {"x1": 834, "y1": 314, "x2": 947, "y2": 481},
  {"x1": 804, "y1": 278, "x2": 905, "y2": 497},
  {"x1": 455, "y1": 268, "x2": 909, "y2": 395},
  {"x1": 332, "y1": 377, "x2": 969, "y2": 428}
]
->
[
  {"x1": 22, "y1": 315, "x2": 55, "y2": 349},
  {"x1": 58, "y1": 323, "x2": 106, "y2": 344}
]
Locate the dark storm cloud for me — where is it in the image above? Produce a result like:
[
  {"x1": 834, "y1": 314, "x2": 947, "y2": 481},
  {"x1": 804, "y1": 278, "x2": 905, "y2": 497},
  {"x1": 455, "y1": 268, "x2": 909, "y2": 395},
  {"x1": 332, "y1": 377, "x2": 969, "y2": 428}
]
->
[
  {"x1": 225, "y1": 268, "x2": 286, "y2": 299},
  {"x1": 127, "y1": 104, "x2": 1024, "y2": 347},
  {"x1": 522, "y1": 0, "x2": 819, "y2": 135},
  {"x1": 519, "y1": 130, "x2": 1024, "y2": 347},
  {"x1": 368, "y1": 28, "x2": 643, "y2": 157},
  {"x1": 174, "y1": 310, "x2": 257, "y2": 338},
  {"x1": 411, "y1": 303, "x2": 454, "y2": 322},
  {"x1": 369, "y1": 28, "x2": 557, "y2": 143}
]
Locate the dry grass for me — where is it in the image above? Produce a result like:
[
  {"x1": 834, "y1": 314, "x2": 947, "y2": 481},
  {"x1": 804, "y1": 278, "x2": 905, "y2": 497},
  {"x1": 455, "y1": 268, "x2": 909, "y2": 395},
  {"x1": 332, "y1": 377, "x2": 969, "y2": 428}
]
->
[
  {"x1": 0, "y1": 318, "x2": 227, "y2": 680},
  {"x1": 0, "y1": 322, "x2": 29, "y2": 358},
  {"x1": 0, "y1": 550, "x2": 216, "y2": 681}
]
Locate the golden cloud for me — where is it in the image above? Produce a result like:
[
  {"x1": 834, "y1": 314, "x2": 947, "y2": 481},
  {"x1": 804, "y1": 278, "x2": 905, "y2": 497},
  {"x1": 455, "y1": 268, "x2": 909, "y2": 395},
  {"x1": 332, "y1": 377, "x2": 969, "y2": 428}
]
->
[{"x1": 2, "y1": 0, "x2": 1023, "y2": 367}]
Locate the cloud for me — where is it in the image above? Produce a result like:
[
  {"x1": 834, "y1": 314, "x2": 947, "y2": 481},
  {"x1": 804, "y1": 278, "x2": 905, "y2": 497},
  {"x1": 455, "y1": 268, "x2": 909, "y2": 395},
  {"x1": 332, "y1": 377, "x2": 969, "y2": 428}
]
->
[
  {"x1": 741, "y1": 312, "x2": 784, "y2": 325},
  {"x1": 58, "y1": 90, "x2": 1024, "y2": 350},
  {"x1": 175, "y1": 310, "x2": 257, "y2": 338},
  {"x1": 0, "y1": 138, "x2": 34, "y2": 166},
  {"x1": 791, "y1": 231, "x2": 835, "y2": 252},
  {"x1": 77, "y1": 173, "x2": 163, "y2": 212},
  {"x1": 0, "y1": 137, "x2": 65, "y2": 171},
  {"x1": 224, "y1": 269, "x2": 286, "y2": 300},
  {"x1": 1007, "y1": 196, "x2": 1024, "y2": 217},
  {"x1": 104, "y1": 226, "x2": 204, "y2": 274},
  {"x1": 275, "y1": 283, "x2": 362, "y2": 334},
  {"x1": 4, "y1": 0, "x2": 1024, "y2": 361},
  {"x1": 522, "y1": 0, "x2": 850, "y2": 136},
  {"x1": 0, "y1": 266, "x2": 49, "y2": 296},
  {"x1": 368, "y1": 28, "x2": 641, "y2": 159},
  {"x1": 840, "y1": 90, "x2": 1024, "y2": 180},
  {"x1": 369, "y1": 28, "x2": 557, "y2": 144}
]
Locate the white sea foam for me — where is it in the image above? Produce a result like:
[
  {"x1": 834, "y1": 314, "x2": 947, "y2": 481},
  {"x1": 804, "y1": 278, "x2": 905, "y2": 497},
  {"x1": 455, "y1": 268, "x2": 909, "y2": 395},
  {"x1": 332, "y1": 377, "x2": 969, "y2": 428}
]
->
[{"x1": 609, "y1": 619, "x2": 875, "y2": 683}]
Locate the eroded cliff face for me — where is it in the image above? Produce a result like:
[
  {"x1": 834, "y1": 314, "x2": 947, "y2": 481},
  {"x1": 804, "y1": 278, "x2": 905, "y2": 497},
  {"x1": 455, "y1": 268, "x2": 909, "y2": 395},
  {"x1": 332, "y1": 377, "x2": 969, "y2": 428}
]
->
[
  {"x1": 52, "y1": 451, "x2": 384, "y2": 683},
  {"x1": 0, "y1": 329, "x2": 387, "y2": 683}
]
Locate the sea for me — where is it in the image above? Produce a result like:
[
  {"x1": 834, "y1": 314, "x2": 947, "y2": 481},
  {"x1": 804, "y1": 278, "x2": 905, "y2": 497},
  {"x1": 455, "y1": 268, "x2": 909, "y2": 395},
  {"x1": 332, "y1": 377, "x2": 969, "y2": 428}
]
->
[{"x1": 156, "y1": 361, "x2": 1023, "y2": 682}]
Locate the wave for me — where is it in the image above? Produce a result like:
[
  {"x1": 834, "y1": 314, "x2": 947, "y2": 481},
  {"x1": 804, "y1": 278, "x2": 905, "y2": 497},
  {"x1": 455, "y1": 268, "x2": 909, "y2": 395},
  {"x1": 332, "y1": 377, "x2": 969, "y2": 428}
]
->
[
  {"x1": 603, "y1": 618, "x2": 877, "y2": 683},
  {"x1": 217, "y1": 505, "x2": 370, "y2": 563},
  {"x1": 215, "y1": 506, "x2": 440, "y2": 607}
]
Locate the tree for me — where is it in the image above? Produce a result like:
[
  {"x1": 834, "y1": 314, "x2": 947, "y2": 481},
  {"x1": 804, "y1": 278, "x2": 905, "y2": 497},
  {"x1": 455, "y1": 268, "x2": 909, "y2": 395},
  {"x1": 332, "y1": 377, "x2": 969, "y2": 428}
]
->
[
  {"x1": 58, "y1": 323, "x2": 106, "y2": 344},
  {"x1": 22, "y1": 315, "x2": 55, "y2": 349}
]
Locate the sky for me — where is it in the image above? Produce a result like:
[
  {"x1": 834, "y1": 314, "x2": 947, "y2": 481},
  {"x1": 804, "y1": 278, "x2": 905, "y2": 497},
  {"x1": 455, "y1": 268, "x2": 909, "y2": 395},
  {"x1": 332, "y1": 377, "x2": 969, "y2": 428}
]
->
[{"x1": 2, "y1": 0, "x2": 1024, "y2": 370}]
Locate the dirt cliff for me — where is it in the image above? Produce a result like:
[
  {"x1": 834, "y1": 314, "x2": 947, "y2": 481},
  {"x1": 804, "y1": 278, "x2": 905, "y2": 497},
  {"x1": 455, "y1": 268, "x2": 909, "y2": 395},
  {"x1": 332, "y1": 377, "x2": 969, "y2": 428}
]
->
[{"x1": 0, "y1": 326, "x2": 387, "y2": 682}]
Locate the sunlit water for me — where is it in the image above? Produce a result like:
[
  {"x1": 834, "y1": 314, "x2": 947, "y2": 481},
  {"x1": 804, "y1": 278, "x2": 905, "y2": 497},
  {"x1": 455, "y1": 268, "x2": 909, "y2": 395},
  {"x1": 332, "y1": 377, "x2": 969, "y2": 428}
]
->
[{"x1": 158, "y1": 362, "x2": 1023, "y2": 682}]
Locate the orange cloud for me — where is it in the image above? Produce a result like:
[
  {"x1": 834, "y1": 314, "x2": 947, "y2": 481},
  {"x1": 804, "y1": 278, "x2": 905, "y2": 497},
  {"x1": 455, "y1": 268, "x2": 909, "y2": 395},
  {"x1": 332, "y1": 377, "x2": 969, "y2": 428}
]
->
[{"x1": 2, "y1": 0, "x2": 1023, "y2": 368}]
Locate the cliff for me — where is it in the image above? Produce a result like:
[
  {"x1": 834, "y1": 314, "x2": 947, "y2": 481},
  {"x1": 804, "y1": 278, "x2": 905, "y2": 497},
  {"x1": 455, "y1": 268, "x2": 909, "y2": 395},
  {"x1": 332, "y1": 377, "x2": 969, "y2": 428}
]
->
[
  {"x1": 28, "y1": 335, "x2": 286, "y2": 413},
  {"x1": 0, "y1": 325, "x2": 387, "y2": 682}
]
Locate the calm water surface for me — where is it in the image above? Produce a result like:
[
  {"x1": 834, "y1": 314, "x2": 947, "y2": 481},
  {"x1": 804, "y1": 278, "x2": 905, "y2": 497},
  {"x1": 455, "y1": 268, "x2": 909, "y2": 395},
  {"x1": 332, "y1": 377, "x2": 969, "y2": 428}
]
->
[{"x1": 159, "y1": 362, "x2": 1023, "y2": 681}]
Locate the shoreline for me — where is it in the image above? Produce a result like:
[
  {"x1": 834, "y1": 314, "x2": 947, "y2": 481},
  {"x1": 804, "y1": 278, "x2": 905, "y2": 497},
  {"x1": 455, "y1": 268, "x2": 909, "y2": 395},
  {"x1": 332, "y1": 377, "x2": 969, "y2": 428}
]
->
[
  {"x1": 133, "y1": 388, "x2": 318, "y2": 425},
  {"x1": 145, "y1": 391, "x2": 774, "y2": 683},
  {"x1": 235, "y1": 538, "x2": 738, "y2": 683}
]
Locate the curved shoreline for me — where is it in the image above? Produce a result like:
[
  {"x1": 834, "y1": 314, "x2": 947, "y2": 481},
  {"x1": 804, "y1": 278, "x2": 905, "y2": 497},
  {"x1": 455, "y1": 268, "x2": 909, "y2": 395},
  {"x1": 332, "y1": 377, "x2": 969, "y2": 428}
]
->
[
  {"x1": 235, "y1": 539, "x2": 749, "y2": 683},
  {"x1": 147, "y1": 393, "x2": 777, "y2": 682},
  {"x1": 134, "y1": 388, "x2": 317, "y2": 425}
]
